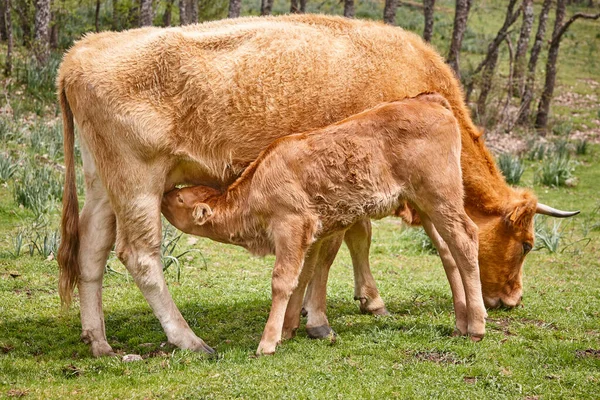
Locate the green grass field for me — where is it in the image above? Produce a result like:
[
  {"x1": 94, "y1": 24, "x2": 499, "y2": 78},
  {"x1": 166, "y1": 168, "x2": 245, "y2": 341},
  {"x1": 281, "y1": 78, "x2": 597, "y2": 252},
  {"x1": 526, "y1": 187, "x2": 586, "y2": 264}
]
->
[{"x1": 1, "y1": 0, "x2": 600, "y2": 398}]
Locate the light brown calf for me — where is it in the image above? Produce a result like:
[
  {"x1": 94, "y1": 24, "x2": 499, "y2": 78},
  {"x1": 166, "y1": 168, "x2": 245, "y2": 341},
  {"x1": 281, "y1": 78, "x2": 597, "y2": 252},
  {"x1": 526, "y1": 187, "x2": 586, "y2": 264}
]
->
[{"x1": 161, "y1": 94, "x2": 487, "y2": 355}]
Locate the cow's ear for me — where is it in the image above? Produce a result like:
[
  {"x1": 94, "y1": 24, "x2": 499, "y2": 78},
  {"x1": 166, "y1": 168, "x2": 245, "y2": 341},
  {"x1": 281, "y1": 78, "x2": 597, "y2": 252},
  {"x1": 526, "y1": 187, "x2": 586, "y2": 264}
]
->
[
  {"x1": 506, "y1": 199, "x2": 536, "y2": 228},
  {"x1": 192, "y1": 203, "x2": 213, "y2": 225}
]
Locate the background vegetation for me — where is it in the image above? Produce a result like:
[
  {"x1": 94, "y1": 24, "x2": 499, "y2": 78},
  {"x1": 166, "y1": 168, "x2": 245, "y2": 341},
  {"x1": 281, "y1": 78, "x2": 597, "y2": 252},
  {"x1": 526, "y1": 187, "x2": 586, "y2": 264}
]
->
[{"x1": 0, "y1": 0, "x2": 599, "y2": 398}]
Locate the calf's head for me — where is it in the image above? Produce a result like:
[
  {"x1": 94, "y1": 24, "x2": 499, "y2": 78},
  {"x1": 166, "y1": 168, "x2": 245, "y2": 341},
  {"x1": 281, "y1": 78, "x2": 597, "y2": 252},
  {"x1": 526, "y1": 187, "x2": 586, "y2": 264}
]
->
[{"x1": 162, "y1": 186, "x2": 219, "y2": 233}]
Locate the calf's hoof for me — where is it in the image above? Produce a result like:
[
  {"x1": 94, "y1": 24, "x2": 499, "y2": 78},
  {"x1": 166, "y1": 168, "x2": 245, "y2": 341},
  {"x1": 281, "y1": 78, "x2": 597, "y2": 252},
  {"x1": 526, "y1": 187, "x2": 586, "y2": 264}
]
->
[
  {"x1": 256, "y1": 341, "x2": 277, "y2": 356},
  {"x1": 306, "y1": 325, "x2": 336, "y2": 341},
  {"x1": 469, "y1": 333, "x2": 485, "y2": 342}
]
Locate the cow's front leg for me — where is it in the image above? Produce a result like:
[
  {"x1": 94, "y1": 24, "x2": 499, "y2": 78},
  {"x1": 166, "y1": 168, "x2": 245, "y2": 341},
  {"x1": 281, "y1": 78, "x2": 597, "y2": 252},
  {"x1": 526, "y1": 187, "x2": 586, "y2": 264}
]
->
[
  {"x1": 113, "y1": 183, "x2": 214, "y2": 354},
  {"x1": 345, "y1": 219, "x2": 388, "y2": 315}
]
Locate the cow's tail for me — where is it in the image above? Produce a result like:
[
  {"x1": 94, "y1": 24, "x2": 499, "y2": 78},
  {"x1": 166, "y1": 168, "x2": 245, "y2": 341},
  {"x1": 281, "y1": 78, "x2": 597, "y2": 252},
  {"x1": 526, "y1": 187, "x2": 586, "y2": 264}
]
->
[{"x1": 57, "y1": 84, "x2": 80, "y2": 310}]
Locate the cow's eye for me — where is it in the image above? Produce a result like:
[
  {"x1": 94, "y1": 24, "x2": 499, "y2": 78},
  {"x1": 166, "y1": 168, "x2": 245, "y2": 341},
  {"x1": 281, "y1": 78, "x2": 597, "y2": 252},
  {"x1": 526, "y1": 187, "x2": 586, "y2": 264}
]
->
[{"x1": 523, "y1": 242, "x2": 533, "y2": 255}]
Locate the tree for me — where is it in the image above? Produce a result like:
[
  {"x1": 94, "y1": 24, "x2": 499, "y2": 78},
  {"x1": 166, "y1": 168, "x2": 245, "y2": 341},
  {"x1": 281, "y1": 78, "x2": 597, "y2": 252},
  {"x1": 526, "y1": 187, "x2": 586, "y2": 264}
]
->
[
  {"x1": 15, "y1": 0, "x2": 34, "y2": 47},
  {"x1": 179, "y1": 0, "x2": 187, "y2": 25},
  {"x1": 261, "y1": 0, "x2": 273, "y2": 15},
  {"x1": 95, "y1": 0, "x2": 101, "y2": 32},
  {"x1": 475, "y1": 0, "x2": 521, "y2": 119},
  {"x1": 383, "y1": 0, "x2": 398, "y2": 25},
  {"x1": 33, "y1": 0, "x2": 51, "y2": 63},
  {"x1": 0, "y1": 1, "x2": 7, "y2": 41},
  {"x1": 422, "y1": 0, "x2": 435, "y2": 42},
  {"x1": 344, "y1": 0, "x2": 354, "y2": 18},
  {"x1": 188, "y1": 0, "x2": 198, "y2": 23},
  {"x1": 228, "y1": 0, "x2": 241, "y2": 18},
  {"x1": 512, "y1": 0, "x2": 534, "y2": 97},
  {"x1": 140, "y1": 0, "x2": 153, "y2": 26},
  {"x1": 4, "y1": 0, "x2": 12, "y2": 76},
  {"x1": 516, "y1": 0, "x2": 552, "y2": 126},
  {"x1": 290, "y1": 0, "x2": 306, "y2": 13},
  {"x1": 163, "y1": 0, "x2": 174, "y2": 26},
  {"x1": 446, "y1": 0, "x2": 472, "y2": 79},
  {"x1": 535, "y1": 0, "x2": 600, "y2": 130},
  {"x1": 112, "y1": 0, "x2": 119, "y2": 30}
]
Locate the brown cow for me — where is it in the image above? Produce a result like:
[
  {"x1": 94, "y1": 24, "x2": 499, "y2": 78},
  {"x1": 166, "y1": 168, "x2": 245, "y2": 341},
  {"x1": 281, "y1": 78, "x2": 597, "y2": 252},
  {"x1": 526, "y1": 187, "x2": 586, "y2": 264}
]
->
[
  {"x1": 161, "y1": 94, "x2": 486, "y2": 355},
  {"x1": 57, "y1": 15, "x2": 577, "y2": 356}
]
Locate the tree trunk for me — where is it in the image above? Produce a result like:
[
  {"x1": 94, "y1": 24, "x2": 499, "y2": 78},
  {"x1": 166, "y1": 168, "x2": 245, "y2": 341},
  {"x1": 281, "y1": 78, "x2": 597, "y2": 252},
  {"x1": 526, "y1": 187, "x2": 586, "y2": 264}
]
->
[
  {"x1": 15, "y1": 0, "x2": 33, "y2": 47},
  {"x1": 422, "y1": 0, "x2": 435, "y2": 42},
  {"x1": 95, "y1": 0, "x2": 101, "y2": 32},
  {"x1": 535, "y1": 1, "x2": 600, "y2": 130},
  {"x1": 228, "y1": 0, "x2": 241, "y2": 18},
  {"x1": 446, "y1": 0, "x2": 472, "y2": 79},
  {"x1": 140, "y1": 0, "x2": 153, "y2": 26},
  {"x1": 472, "y1": 0, "x2": 520, "y2": 110},
  {"x1": 261, "y1": 0, "x2": 274, "y2": 15},
  {"x1": 188, "y1": 0, "x2": 197, "y2": 23},
  {"x1": 290, "y1": 0, "x2": 299, "y2": 13},
  {"x1": 512, "y1": 0, "x2": 534, "y2": 97},
  {"x1": 49, "y1": 10, "x2": 58, "y2": 48},
  {"x1": 300, "y1": 0, "x2": 306, "y2": 12},
  {"x1": 112, "y1": 0, "x2": 119, "y2": 30},
  {"x1": 383, "y1": 0, "x2": 398, "y2": 25},
  {"x1": 516, "y1": 0, "x2": 551, "y2": 126},
  {"x1": 344, "y1": 0, "x2": 354, "y2": 18},
  {"x1": 33, "y1": 0, "x2": 51, "y2": 64},
  {"x1": 179, "y1": 0, "x2": 187, "y2": 25},
  {"x1": 163, "y1": 0, "x2": 173, "y2": 26},
  {"x1": 4, "y1": 0, "x2": 12, "y2": 76},
  {"x1": 0, "y1": 1, "x2": 6, "y2": 42}
]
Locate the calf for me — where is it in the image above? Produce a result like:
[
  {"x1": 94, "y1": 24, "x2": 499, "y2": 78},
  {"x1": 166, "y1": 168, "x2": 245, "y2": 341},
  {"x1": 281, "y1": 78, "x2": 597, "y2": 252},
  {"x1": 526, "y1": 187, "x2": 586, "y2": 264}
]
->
[{"x1": 161, "y1": 93, "x2": 487, "y2": 355}]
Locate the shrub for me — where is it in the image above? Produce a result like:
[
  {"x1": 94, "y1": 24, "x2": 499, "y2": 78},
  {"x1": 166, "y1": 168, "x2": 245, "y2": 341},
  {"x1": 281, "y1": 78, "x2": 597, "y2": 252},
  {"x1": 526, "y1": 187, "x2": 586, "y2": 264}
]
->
[
  {"x1": 534, "y1": 216, "x2": 563, "y2": 253},
  {"x1": 0, "y1": 154, "x2": 18, "y2": 183},
  {"x1": 575, "y1": 139, "x2": 588, "y2": 155},
  {"x1": 527, "y1": 142, "x2": 548, "y2": 161},
  {"x1": 534, "y1": 155, "x2": 574, "y2": 187},
  {"x1": 12, "y1": 165, "x2": 63, "y2": 217},
  {"x1": 497, "y1": 153, "x2": 524, "y2": 185}
]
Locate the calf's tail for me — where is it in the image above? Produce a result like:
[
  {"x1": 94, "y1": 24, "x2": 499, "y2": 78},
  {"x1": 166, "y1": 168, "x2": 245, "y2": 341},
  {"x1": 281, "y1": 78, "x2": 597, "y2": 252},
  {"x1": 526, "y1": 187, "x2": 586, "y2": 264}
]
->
[{"x1": 57, "y1": 85, "x2": 80, "y2": 309}]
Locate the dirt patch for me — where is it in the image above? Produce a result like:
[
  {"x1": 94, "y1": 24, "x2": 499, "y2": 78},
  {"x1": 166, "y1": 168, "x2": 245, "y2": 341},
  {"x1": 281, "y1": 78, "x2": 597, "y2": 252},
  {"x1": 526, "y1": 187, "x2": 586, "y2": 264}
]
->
[
  {"x1": 463, "y1": 376, "x2": 477, "y2": 384},
  {"x1": 576, "y1": 349, "x2": 600, "y2": 359},
  {"x1": 6, "y1": 389, "x2": 29, "y2": 398},
  {"x1": 487, "y1": 318, "x2": 516, "y2": 336},
  {"x1": 519, "y1": 318, "x2": 558, "y2": 330}
]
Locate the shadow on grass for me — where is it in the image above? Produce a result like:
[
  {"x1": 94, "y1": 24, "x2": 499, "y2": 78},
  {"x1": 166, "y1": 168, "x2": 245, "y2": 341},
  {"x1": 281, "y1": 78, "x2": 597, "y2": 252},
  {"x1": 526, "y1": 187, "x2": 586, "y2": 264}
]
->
[{"x1": 0, "y1": 294, "x2": 456, "y2": 360}]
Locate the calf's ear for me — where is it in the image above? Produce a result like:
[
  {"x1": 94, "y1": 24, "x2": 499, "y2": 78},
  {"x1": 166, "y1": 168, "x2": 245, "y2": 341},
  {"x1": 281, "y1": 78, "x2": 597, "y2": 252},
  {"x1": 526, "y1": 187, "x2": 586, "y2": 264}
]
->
[{"x1": 193, "y1": 203, "x2": 214, "y2": 225}]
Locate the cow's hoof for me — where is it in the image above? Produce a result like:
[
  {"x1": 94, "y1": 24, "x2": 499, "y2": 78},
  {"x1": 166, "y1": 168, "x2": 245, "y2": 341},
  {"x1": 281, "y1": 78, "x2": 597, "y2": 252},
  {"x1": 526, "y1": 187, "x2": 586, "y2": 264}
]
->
[
  {"x1": 91, "y1": 341, "x2": 116, "y2": 358},
  {"x1": 469, "y1": 333, "x2": 485, "y2": 342},
  {"x1": 306, "y1": 325, "x2": 336, "y2": 340},
  {"x1": 256, "y1": 342, "x2": 277, "y2": 356},
  {"x1": 281, "y1": 327, "x2": 298, "y2": 340},
  {"x1": 190, "y1": 339, "x2": 216, "y2": 355}
]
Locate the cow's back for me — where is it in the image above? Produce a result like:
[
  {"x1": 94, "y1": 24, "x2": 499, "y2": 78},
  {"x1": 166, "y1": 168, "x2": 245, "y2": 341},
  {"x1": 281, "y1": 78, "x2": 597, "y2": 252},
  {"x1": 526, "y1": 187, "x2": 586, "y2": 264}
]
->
[{"x1": 58, "y1": 15, "x2": 476, "y2": 187}]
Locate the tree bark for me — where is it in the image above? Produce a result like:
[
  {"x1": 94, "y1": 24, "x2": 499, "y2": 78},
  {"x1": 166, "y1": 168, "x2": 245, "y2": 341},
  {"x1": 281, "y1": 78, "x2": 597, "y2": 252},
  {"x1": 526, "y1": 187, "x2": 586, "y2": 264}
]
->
[
  {"x1": 512, "y1": 0, "x2": 534, "y2": 97},
  {"x1": 4, "y1": 0, "x2": 12, "y2": 76},
  {"x1": 261, "y1": 0, "x2": 274, "y2": 15},
  {"x1": 422, "y1": 0, "x2": 435, "y2": 42},
  {"x1": 446, "y1": 0, "x2": 472, "y2": 79},
  {"x1": 163, "y1": 0, "x2": 173, "y2": 26},
  {"x1": 344, "y1": 0, "x2": 354, "y2": 18},
  {"x1": 112, "y1": 0, "x2": 119, "y2": 30},
  {"x1": 383, "y1": 0, "x2": 398, "y2": 25},
  {"x1": 179, "y1": 0, "x2": 187, "y2": 25},
  {"x1": 535, "y1": 2, "x2": 600, "y2": 130},
  {"x1": 49, "y1": 9, "x2": 58, "y2": 48},
  {"x1": 228, "y1": 0, "x2": 241, "y2": 18},
  {"x1": 516, "y1": 0, "x2": 551, "y2": 126},
  {"x1": 188, "y1": 0, "x2": 197, "y2": 23},
  {"x1": 300, "y1": 0, "x2": 306, "y2": 12},
  {"x1": 95, "y1": 0, "x2": 101, "y2": 32},
  {"x1": 140, "y1": 0, "x2": 153, "y2": 26},
  {"x1": 0, "y1": 1, "x2": 6, "y2": 42},
  {"x1": 33, "y1": 0, "x2": 51, "y2": 64},
  {"x1": 290, "y1": 0, "x2": 299, "y2": 13}
]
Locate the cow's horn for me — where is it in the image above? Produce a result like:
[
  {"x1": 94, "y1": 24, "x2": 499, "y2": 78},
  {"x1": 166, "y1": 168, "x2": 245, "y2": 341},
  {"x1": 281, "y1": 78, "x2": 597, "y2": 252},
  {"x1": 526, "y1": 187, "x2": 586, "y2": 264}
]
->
[{"x1": 536, "y1": 203, "x2": 580, "y2": 218}]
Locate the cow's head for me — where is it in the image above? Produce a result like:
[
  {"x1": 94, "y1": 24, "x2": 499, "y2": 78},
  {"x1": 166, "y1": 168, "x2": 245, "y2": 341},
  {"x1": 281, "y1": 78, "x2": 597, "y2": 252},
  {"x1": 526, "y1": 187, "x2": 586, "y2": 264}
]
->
[
  {"x1": 162, "y1": 186, "x2": 220, "y2": 234},
  {"x1": 472, "y1": 191, "x2": 579, "y2": 309}
]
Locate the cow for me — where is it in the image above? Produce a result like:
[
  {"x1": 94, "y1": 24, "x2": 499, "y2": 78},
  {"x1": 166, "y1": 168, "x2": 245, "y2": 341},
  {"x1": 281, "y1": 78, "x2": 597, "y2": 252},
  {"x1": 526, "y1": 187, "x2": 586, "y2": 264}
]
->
[
  {"x1": 56, "y1": 15, "x2": 578, "y2": 356},
  {"x1": 161, "y1": 94, "x2": 487, "y2": 355}
]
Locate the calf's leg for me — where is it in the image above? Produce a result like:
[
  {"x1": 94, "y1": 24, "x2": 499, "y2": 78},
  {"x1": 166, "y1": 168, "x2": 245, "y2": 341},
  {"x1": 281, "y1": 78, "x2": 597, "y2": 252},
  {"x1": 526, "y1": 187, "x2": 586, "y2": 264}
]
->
[
  {"x1": 77, "y1": 147, "x2": 116, "y2": 357},
  {"x1": 419, "y1": 216, "x2": 468, "y2": 335}
]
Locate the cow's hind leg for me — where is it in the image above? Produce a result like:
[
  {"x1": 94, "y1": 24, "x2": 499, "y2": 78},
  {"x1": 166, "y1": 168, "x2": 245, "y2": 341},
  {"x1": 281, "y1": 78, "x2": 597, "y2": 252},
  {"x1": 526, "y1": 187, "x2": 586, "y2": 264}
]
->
[
  {"x1": 78, "y1": 149, "x2": 116, "y2": 357},
  {"x1": 111, "y1": 168, "x2": 214, "y2": 354}
]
